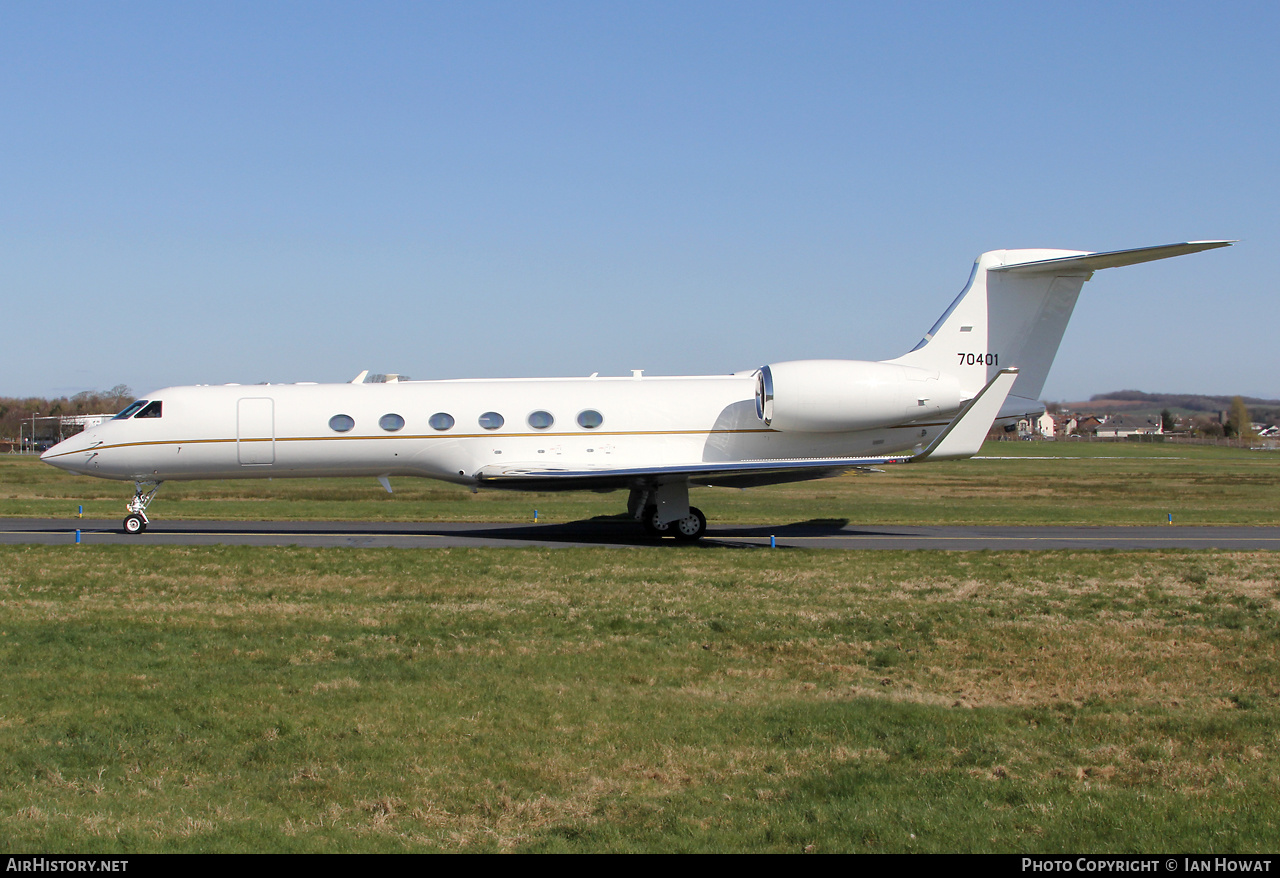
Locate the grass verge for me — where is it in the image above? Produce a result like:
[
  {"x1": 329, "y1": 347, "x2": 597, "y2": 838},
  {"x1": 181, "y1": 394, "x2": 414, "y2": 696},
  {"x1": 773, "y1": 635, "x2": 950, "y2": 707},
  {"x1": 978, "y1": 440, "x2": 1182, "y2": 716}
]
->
[{"x1": 1, "y1": 545, "x2": 1277, "y2": 852}]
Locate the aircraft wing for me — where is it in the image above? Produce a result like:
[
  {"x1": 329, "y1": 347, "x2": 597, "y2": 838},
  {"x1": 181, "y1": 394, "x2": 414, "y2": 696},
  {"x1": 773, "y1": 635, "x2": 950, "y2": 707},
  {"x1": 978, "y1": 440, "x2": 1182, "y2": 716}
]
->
[
  {"x1": 474, "y1": 455, "x2": 912, "y2": 491},
  {"x1": 476, "y1": 368, "x2": 1019, "y2": 491}
]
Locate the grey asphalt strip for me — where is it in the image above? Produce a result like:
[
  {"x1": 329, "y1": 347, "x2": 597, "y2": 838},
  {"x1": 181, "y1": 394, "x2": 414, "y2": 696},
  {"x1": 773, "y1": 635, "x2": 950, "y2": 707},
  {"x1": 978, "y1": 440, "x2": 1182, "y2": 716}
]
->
[{"x1": 4, "y1": 519, "x2": 1280, "y2": 550}]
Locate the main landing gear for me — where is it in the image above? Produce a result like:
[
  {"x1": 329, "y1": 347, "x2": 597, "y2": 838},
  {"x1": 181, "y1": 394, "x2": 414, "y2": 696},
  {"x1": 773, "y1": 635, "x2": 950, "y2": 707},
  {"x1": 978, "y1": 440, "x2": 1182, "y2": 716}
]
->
[
  {"x1": 629, "y1": 483, "x2": 707, "y2": 542},
  {"x1": 642, "y1": 505, "x2": 707, "y2": 542},
  {"x1": 123, "y1": 481, "x2": 161, "y2": 534}
]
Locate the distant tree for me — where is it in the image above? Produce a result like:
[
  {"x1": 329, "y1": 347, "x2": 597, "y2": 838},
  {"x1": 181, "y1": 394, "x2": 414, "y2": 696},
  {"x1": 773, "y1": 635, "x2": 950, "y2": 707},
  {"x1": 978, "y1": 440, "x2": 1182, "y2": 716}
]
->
[
  {"x1": 1198, "y1": 418, "x2": 1225, "y2": 439},
  {"x1": 1228, "y1": 396, "x2": 1255, "y2": 443},
  {"x1": 1161, "y1": 409, "x2": 1176, "y2": 432}
]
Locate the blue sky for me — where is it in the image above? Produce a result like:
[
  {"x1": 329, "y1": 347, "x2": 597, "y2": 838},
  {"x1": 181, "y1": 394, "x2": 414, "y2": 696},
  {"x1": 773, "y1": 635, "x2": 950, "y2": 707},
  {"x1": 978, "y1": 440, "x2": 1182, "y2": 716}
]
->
[{"x1": 3, "y1": 1, "x2": 1275, "y2": 403}]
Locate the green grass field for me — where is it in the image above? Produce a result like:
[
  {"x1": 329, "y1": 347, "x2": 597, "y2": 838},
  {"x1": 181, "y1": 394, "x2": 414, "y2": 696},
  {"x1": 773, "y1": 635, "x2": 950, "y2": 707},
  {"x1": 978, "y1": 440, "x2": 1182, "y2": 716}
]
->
[
  {"x1": 6, "y1": 440, "x2": 1280, "y2": 526},
  {"x1": 0, "y1": 546, "x2": 1277, "y2": 852}
]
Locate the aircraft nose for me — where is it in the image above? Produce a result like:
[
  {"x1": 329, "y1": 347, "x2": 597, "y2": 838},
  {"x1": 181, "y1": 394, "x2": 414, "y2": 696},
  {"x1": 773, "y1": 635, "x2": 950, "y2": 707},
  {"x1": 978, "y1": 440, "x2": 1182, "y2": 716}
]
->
[
  {"x1": 41, "y1": 436, "x2": 82, "y2": 471},
  {"x1": 41, "y1": 439, "x2": 65, "y2": 464}
]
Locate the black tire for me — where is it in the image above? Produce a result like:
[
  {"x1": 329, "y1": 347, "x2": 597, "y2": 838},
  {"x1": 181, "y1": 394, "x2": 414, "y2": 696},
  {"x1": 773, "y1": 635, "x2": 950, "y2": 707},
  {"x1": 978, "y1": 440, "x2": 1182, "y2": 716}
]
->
[
  {"x1": 641, "y1": 505, "x2": 670, "y2": 538},
  {"x1": 123, "y1": 514, "x2": 146, "y2": 534},
  {"x1": 672, "y1": 507, "x2": 707, "y2": 542}
]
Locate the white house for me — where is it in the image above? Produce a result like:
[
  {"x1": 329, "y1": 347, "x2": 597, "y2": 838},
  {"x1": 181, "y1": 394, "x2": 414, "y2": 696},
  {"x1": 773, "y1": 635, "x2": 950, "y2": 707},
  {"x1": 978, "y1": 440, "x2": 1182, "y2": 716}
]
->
[{"x1": 1095, "y1": 414, "x2": 1163, "y2": 438}]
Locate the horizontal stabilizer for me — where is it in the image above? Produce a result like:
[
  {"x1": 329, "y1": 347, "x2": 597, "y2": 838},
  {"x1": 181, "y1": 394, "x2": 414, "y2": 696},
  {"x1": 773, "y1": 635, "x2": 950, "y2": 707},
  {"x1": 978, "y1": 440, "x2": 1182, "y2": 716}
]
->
[{"x1": 991, "y1": 241, "x2": 1234, "y2": 275}]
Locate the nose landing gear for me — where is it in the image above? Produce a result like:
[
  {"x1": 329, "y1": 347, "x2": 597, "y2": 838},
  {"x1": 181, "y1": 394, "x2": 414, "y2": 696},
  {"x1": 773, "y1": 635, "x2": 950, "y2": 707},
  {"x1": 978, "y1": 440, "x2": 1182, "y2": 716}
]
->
[{"x1": 123, "y1": 481, "x2": 162, "y2": 534}]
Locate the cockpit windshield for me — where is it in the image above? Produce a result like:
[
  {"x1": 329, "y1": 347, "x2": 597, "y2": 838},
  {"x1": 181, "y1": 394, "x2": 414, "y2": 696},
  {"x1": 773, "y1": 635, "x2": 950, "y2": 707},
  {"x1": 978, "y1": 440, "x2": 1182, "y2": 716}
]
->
[
  {"x1": 113, "y1": 400, "x2": 149, "y2": 420},
  {"x1": 135, "y1": 401, "x2": 162, "y2": 419}
]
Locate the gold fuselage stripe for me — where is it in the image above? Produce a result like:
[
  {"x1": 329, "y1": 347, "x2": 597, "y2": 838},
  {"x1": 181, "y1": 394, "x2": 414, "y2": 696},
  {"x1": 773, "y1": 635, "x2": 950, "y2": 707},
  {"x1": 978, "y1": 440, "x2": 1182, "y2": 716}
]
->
[{"x1": 43, "y1": 422, "x2": 951, "y2": 461}]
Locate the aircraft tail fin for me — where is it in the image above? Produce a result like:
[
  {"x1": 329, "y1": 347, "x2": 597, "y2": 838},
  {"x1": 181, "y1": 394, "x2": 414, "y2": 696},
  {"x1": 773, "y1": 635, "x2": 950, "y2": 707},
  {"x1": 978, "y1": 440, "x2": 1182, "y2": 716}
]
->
[{"x1": 886, "y1": 241, "x2": 1233, "y2": 416}]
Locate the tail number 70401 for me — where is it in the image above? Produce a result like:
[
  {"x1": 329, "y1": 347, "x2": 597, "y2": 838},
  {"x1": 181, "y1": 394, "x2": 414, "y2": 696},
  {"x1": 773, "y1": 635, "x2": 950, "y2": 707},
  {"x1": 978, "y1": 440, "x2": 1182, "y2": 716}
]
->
[{"x1": 958, "y1": 353, "x2": 998, "y2": 366}]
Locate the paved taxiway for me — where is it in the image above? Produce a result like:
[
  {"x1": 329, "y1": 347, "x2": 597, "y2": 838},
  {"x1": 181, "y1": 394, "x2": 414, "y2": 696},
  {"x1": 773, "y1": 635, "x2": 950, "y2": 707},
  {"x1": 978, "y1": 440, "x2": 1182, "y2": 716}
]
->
[{"x1": 5, "y1": 518, "x2": 1280, "y2": 550}]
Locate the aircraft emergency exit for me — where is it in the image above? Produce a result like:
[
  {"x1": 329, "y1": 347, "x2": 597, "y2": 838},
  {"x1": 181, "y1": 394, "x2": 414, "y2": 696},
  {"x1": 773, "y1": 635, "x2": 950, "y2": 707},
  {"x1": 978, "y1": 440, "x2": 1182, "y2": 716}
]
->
[{"x1": 41, "y1": 241, "x2": 1233, "y2": 539}]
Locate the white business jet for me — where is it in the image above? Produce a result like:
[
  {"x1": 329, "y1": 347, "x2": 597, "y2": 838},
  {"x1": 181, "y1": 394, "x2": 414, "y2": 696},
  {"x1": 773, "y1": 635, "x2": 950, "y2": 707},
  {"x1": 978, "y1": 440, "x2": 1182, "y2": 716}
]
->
[{"x1": 42, "y1": 241, "x2": 1232, "y2": 539}]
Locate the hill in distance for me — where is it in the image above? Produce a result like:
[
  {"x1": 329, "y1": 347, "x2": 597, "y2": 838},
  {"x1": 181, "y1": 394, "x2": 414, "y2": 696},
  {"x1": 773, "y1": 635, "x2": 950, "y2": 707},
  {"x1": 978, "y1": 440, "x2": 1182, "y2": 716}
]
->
[{"x1": 1059, "y1": 391, "x2": 1280, "y2": 425}]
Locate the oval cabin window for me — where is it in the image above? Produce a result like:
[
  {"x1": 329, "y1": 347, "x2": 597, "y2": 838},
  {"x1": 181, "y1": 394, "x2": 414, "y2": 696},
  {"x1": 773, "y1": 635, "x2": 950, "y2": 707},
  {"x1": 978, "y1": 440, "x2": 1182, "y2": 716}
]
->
[{"x1": 329, "y1": 414, "x2": 355, "y2": 433}]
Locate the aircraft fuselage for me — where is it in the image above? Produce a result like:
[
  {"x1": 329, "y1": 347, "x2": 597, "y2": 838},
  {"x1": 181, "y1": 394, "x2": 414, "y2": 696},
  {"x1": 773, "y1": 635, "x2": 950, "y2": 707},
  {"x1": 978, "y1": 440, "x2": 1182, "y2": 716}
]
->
[{"x1": 43, "y1": 372, "x2": 952, "y2": 486}]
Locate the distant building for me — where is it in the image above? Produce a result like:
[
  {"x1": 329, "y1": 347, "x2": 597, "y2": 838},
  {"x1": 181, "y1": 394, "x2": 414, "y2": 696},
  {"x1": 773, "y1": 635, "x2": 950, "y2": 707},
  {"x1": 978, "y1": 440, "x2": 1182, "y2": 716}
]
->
[
  {"x1": 1074, "y1": 416, "x2": 1103, "y2": 436},
  {"x1": 1095, "y1": 414, "x2": 1163, "y2": 438},
  {"x1": 1013, "y1": 411, "x2": 1057, "y2": 439},
  {"x1": 60, "y1": 414, "x2": 111, "y2": 431}
]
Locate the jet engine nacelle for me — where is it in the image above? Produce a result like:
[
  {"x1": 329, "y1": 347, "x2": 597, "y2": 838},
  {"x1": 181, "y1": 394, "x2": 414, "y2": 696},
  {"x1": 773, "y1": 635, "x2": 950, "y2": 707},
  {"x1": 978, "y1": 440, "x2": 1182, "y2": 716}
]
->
[{"x1": 755, "y1": 359, "x2": 965, "y2": 432}]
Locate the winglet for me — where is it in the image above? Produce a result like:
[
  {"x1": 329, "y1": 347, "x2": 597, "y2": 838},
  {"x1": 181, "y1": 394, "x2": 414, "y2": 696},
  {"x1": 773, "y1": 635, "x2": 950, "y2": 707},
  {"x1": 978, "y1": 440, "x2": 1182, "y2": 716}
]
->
[{"x1": 912, "y1": 368, "x2": 1019, "y2": 462}]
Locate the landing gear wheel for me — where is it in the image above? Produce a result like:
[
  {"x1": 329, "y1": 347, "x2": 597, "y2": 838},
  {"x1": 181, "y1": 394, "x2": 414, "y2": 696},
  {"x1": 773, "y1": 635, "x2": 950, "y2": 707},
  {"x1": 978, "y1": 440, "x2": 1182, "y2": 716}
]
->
[
  {"x1": 123, "y1": 481, "x2": 161, "y2": 535},
  {"x1": 641, "y1": 505, "x2": 671, "y2": 538},
  {"x1": 672, "y1": 507, "x2": 707, "y2": 542}
]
